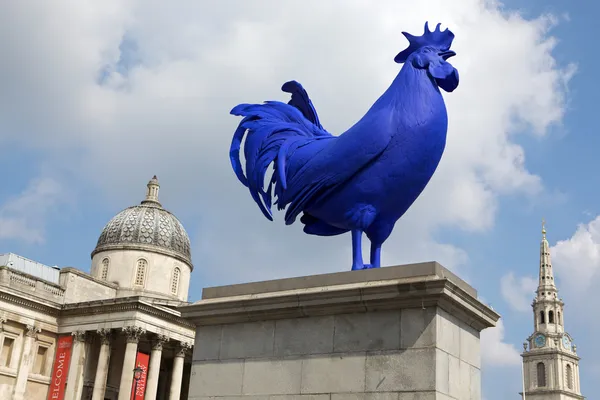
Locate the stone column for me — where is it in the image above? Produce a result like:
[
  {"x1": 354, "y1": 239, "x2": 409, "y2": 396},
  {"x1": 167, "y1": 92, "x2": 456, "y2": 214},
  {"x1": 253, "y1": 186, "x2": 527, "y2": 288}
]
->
[
  {"x1": 145, "y1": 334, "x2": 169, "y2": 400},
  {"x1": 64, "y1": 330, "x2": 87, "y2": 400},
  {"x1": 168, "y1": 342, "x2": 191, "y2": 400},
  {"x1": 91, "y1": 329, "x2": 112, "y2": 400},
  {"x1": 117, "y1": 326, "x2": 145, "y2": 400},
  {"x1": 12, "y1": 324, "x2": 41, "y2": 400}
]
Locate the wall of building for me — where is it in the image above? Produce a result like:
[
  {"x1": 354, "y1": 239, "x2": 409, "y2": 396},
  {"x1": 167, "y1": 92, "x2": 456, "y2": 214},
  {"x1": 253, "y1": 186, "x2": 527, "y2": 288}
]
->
[
  {"x1": 91, "y1": 249, "x2": 191, "y2": 301},
  {"x1": 59, "y1": 269, "x2": 118, "y2": 304}
]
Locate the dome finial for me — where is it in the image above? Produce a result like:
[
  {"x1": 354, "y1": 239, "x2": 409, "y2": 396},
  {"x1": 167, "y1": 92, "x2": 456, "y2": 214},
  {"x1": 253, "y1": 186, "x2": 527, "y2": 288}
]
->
[{"x1": 142, "y1": 175, "x2": 161, "y2": 206}]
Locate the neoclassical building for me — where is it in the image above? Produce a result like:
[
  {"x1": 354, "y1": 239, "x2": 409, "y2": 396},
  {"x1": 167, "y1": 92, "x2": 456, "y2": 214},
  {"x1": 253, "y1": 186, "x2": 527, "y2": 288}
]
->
[
  {"x1": 521, "y1": 223, "x2": 585, "y2": 399},
  {"x1": 0, "y1": 176, "x2": 195, "y2": 400}
]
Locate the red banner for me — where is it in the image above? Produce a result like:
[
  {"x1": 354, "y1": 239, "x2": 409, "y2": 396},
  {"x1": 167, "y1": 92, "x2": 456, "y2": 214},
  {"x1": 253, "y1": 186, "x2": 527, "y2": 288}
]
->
[
  {"x1": 47, "y1": 335, "x2": 73, "y2": 400},
  {"x1": 130, "y1": 352, "x2": 150, "y2": 400}
]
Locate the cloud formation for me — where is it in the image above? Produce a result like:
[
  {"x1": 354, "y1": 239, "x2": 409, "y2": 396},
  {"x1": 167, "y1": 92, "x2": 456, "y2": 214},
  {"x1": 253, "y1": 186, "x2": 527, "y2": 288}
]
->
[
  {"x1": 500, "y1": 272, "x2": 538, "y2": 312},
  {"x1": 481, "y1": 318, "x2": 522, "y2": 367},
  {"x1": 0, "y1": 0, "x2": 574, "y2": 285},
  {"x1": 0, "y1": 178, "x2": 67, "y2": 244}
]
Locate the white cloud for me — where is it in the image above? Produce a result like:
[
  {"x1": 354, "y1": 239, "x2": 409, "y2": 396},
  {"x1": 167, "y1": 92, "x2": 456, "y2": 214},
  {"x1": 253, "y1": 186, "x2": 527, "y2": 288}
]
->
[
  {"x1": 500, "y1": 272, "x2": 537, "y2": 312},
  {"x1": 0, "y1": 1, "x2": 574, "y2": 282},
  {"x1": 481, "y1": 318, "x2": 522, "y2": 367},
  {"x1": 552, "y1": 216, "x2": 600, "y2": 295},
  {"x1": 0, "y1": 178, "x2": 67, "y2": 244}
]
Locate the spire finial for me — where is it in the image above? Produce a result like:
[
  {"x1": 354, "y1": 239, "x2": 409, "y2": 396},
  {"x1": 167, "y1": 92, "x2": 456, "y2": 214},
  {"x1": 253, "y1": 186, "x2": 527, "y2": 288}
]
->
[
  {"x1": 542, "y1": 217, "x2": 546, "y2": 239},
  {"x1": 142, "y1": 175, "x2": 161, "y2": 206}
]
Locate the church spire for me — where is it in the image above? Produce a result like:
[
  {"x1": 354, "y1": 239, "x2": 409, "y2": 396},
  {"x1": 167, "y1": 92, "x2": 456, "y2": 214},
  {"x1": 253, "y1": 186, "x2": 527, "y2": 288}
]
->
[{"x1": 536, "y1": 218, "x2": 557, "y2": 299}]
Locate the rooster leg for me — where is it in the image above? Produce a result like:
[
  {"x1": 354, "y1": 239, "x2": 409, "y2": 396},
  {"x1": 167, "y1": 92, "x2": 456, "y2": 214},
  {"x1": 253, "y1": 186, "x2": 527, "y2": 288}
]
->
[
  {"x1": 369, "y1": 244, "x2": 382, "y2": 269},
  {"x1": 351, "y1": 229, "x2": 366, "y2": 270}
]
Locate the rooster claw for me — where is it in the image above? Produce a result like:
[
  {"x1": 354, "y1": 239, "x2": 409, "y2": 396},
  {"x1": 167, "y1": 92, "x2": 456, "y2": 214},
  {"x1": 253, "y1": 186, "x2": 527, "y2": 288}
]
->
[{"x1": 351, "y1": 263, "x2": 380, "y2": 271}]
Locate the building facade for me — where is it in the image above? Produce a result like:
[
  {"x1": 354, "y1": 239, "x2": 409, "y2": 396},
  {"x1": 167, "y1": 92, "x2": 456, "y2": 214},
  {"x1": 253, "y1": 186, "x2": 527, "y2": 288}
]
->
[
  {"x1": 521, "y1": 222, "x2": 584, "y2": 400},
  {"x1": 0, "y1": 177, "x2": 195, "y2": 400}
]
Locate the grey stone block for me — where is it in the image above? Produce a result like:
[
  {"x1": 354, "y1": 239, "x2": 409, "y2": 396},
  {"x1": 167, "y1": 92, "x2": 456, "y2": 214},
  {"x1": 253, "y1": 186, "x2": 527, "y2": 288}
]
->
[
  {"x1": 436, "y1": 310, "x2": 460, "y2": 359},
  {"x1": 194, "y1": 325, "x2": 222, "y2": 361},
  {"x1": 469, "y1": 364, "x2": 481, "y2": 400},
  {"x1": 459, "y1": 323, "x2": 480, "y2": 368},
  {"x1": 220, "y1": 321, "x2": 275, "y2": 359},
  {"x1": 274, "y1": 316, "x2": 334, "y2": 356},
  {"x1": 301, "y1": 353, "x2": 366, "y2": 394},
  {"x1": 458, "y1": 360, "x2": 471, "y2": 400},
  {"x1": 242, "y1": 358, "x2": 302, "y2": 395},
  {"x1": 396, "y1": 393, "x2": 436, "y2": 400},
  {"x1": 334, "y1": 311, "x2": 400, "y2": 353},
  {"x1": 270, "y1": 395, "x2": 330, "y2": 400},
  {"x1": 365, "y1": 349, "x2": 436, "y2": 392},
  {"x1": 435, "y1": 349, "x2": 449, "y2": 395},
  {"x1": 401, "y1": 307, "x2": 436, "y2": 349},
  {"x1": 190, "y1": 361, "x2": 244, "y2": 396},
  {"x1": 447, "y1": 353, "x2": 460, "y2": 398},
  {"x1": 331, "y1": 393, "x2": 399, "y2": 400}
]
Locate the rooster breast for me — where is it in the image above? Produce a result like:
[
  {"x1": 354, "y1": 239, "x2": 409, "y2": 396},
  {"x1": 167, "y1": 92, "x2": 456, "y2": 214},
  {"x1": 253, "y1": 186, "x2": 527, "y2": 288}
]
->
[{"x1": 305, "y1": 100, "x2": 448, "y2": 233}]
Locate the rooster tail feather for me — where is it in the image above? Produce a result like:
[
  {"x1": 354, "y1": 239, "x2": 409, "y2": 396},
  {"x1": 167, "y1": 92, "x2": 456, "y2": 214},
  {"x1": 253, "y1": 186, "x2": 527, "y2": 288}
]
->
[{"x1": 230, "y1": 89, "x2": 333, "y2": 221}]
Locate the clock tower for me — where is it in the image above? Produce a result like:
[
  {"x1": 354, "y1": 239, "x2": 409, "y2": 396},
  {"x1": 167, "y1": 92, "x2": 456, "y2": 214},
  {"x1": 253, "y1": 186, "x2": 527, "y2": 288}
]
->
[{"x1": 520, "y1": 221, "x2": 584, "y2": 399}]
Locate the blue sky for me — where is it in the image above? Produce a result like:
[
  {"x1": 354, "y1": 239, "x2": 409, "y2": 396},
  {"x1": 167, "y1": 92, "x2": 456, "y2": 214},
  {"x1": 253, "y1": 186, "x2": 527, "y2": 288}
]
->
[{"x1": 0, "y1": 1, "x2": 597, "y2": 399}]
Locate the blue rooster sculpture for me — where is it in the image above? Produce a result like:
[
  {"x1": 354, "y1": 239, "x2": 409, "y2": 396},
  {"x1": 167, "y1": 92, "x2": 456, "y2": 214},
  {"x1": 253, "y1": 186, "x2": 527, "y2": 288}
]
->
[{"x1": 230, "y1": 22, "x2": 459, "y2": 271}]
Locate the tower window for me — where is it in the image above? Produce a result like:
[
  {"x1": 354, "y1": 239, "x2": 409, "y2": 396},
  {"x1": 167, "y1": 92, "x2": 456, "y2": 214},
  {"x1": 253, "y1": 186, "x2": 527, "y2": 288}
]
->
[
  {"x1": 566, "y1": 364, "x2": 573, "y2": 389},
  {"x1": 537, "y1": 362, "x2": 546, "y2": 387},
  {"x1": 539, "y1": 311, "x2": 545, "y2": 324},
  {"x1": 548, "y1": 310, "x2": 554, "y2": 324},
  {"x1": 171, "y1": 267, "x2": 181, "y2": 295},
  {"x1": 134, "y1": 259, "x2": 147, "y2": 287},
  {"x1": 100, "y1": 258, "x2": 109, "y2": 280},
  {"x1": 558, "y1": 311, "x2": 561, "y2": 325}
]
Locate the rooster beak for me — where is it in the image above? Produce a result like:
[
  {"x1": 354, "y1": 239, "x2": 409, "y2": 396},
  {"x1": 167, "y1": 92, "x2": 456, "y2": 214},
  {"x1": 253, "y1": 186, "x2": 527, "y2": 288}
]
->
[{"x1": 439, "y1": 50, "x2": 456, "y2": 60}]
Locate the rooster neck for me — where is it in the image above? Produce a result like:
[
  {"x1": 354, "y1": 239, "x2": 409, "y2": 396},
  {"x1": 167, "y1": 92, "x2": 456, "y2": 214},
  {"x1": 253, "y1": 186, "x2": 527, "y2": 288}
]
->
[{"x1": 371, "y1": 64, "x2": 443, "y2": 118}]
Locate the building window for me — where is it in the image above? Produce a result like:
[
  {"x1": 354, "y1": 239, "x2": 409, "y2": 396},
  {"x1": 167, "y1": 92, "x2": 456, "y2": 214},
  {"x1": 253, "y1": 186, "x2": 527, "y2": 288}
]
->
[
  {"x1": 100, "y1": 258, "x2": 109, "y2": 280},
  {"x1": 539, "y1": 311, "x2": 545, "y2": 324},
  {"x1": 134, "y1": 259, "x2": 147, "y2": 286},
  {"x1": 548, "y1": 310, "x2": 554, "y2": 324},
  {"x1": 566, "y1": 364, "x2": 573, "y2": 389},
  {"x1": 32, "y1": 345, "x2": 48, "y2": 375},
  {"x1": 0, "y1": 336, "x2": 15, "y2": 367},
  {"x1": 558, "y1": 311, "x2": 561, "y2": 325},
  {"x1": 537, "y1": 362, "x2": 546, "y2": 387},
  {"x1": 171, "y1": 267, "x2": 180, "y2": 295}
]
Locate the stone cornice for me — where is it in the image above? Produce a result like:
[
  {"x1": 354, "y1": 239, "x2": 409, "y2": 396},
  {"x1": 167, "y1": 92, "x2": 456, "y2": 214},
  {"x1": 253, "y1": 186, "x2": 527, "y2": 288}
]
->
[
  {"x1": 521, "y1": 389, "x2": 584, "y2": 399},
  {"x1": 181, "y1": 277, "x2": 499, "y2": 331},
  {"x1": 0, "y1": 290, "x2": 61, "y2": 316},
  {"x1": 59, "y1": 268, "x2": 118, "y2": 289},
  {"x1": 61, "y1": 297, "x2": 195, "y2": 329}
]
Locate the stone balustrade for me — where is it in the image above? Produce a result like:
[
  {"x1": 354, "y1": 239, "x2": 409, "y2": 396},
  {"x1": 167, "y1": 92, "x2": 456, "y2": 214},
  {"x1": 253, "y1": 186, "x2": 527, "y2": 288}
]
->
[{"x1": 0, "y1": 266, "x2": 65, "y2": 302}]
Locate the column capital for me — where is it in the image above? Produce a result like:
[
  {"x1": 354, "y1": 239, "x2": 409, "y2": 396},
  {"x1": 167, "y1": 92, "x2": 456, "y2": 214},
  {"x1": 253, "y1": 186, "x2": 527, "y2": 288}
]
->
[
  {"x1": 122, "y1": 326, "x2": 146, "y2": 344},
  {"x1": 0, "y1": 315, "x2": 7, "y2": 331},
  {"x1": 71, "y1": 330, "x2": 86, "y2": 342},
  {"x1": 175, "y1": 341, "x2": 192, "y2": 358},
  {"x1": 97, "y1": 328, "x2": 112, "y2": 345},
  {"x1": 26, "y1": 324, "x2": 41, "y2": 338},
  {"x1": 152, "y1": 334, "x2": 170, "y2": 351}
]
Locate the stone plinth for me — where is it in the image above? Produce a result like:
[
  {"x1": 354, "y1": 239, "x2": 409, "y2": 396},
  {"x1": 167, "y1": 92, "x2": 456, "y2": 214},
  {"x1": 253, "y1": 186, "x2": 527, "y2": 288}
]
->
[{"x1": 180, "y1": 262, "x2": 499, "y2": 400}]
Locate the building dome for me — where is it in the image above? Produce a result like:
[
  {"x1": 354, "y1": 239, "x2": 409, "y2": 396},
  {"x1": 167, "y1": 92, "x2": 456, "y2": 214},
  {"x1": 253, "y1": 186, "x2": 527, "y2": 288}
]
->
[{"x1": 91, "y1": 176, "x2": 192, "y2": 269}]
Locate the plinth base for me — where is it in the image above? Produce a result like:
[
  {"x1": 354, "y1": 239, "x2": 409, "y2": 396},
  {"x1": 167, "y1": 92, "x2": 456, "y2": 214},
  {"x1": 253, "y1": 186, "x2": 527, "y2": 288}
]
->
[{"x1": 180, "y1": 262, "x2": 499, "y2": 400}]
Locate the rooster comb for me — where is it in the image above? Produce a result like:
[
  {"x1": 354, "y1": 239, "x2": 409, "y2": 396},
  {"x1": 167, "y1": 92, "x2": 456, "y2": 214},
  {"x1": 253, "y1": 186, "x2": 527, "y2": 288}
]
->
[{"x1": 394, "y1": 22, "x2": 455, "y2": 64}]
